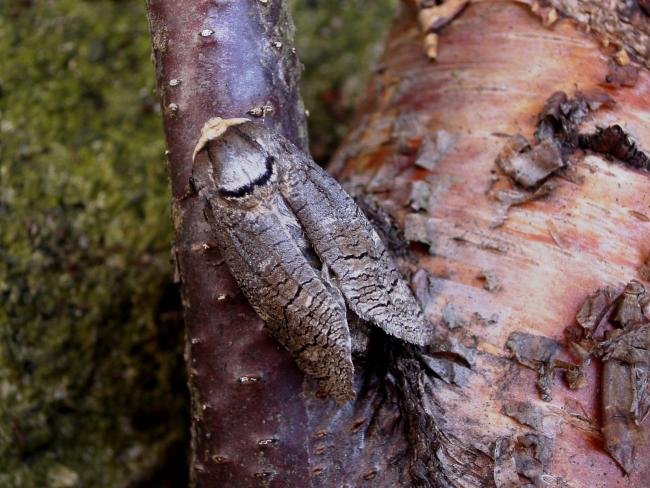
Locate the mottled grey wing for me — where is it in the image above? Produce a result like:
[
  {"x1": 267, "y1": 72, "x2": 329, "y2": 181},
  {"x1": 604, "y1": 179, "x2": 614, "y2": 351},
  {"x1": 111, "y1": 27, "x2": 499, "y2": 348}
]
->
[
  {"x1": 204, "y1": 192, "x2": 355, "y2": 404},
  {"x1": 277, "y1": 151, "x2": 435, "y2": 346}
]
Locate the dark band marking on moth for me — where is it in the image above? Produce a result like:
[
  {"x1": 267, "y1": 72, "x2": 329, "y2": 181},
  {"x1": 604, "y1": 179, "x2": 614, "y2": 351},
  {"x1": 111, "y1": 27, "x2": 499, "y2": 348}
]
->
[{"x1": 218, "y1": 155, "x2": 276, "y2": 198}]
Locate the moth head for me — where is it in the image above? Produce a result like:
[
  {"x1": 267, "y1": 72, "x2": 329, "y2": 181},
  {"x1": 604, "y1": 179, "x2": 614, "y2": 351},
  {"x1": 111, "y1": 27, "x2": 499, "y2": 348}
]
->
[
  {"x1": 192, "y1": 117, "x2": 279, "y2": 207},
  {"x1": 623, "y1": 280, "x2": 645, "y2": 297}
]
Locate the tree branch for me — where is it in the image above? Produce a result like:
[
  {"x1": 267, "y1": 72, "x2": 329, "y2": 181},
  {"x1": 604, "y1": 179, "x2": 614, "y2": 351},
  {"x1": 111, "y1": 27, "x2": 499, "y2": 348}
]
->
[{"x1": 145, "y1": 1, "x2": 309, "y2": 485}]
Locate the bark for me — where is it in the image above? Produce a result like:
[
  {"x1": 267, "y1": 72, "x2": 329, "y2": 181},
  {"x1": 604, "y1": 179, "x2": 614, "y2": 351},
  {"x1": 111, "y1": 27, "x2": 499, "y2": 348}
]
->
[
  {"x1": 330, "y1": 1, "x2": 650, "y2": 486},
  {"x1": 147, "y1": 0, "x2": 650, "y2": 486},
  {"x1": 144, "y1": 1, "x2": 310, "y2": 485}
]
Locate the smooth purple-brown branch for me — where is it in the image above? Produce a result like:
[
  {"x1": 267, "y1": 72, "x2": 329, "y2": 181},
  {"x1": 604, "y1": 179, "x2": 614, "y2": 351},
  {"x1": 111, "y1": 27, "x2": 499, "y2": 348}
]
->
[{"x1": 145, "y1": 1, "x2": 309, "y2": 485}]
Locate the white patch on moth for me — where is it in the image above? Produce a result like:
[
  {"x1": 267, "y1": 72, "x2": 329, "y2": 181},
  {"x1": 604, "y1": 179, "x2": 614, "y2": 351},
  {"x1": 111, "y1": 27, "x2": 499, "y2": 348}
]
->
[{"x1": 218, "y1": 150, "x2": 273, "y2": 195}]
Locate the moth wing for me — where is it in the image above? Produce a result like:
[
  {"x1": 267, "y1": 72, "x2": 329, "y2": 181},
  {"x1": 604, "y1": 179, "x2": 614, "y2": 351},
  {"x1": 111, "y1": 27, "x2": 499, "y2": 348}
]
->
[
  {"x1": 206, "y1": 194, "x2": 355, "y2": 404},
  {"x1": 278, "y1": 153, "x2": 435, "y2": 346}
]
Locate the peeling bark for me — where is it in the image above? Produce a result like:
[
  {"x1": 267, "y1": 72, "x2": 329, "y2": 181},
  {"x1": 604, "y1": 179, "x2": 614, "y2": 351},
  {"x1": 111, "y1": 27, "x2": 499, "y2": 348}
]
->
[
  {"x1": 565, "y1": 281, "x2": 650, "y2": 474},
  {"x1": 146, "y1": 0, "x2": 649, "y2": 485},
  {"x1": 331, "y1": 1, "x2": 649, "y2": 485}
]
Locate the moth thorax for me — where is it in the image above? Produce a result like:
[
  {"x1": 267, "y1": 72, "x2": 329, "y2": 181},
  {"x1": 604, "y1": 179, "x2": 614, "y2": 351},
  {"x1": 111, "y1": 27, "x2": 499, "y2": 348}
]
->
[{"x1": 206, "y1": 135, "x2": 276, "y2": 201}]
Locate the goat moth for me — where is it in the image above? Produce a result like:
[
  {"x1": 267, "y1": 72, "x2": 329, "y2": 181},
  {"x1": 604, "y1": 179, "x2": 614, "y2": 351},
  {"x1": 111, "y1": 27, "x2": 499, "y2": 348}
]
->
[{"x1": 192, "y1": 118, "x2": 435, "y2": 403}]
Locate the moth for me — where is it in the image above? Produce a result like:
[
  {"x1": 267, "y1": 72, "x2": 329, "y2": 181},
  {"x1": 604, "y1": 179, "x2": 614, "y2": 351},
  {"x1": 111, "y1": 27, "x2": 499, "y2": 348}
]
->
[{"x1": 192, "y1": 118, "x2": 435, "y2": 403}]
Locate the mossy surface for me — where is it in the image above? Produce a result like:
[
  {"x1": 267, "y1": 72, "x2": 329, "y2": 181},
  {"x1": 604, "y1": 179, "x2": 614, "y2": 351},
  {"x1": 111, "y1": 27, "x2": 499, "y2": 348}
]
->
[
  {"x1": 0, "y1": 1, "x2": 394, "y2": 486},
  {"x1": 291, "y1": 0, "x2": 397, "y2": 162},
  {"x1": 0, "y1": 1, "x2": 186, "y2": 486}
]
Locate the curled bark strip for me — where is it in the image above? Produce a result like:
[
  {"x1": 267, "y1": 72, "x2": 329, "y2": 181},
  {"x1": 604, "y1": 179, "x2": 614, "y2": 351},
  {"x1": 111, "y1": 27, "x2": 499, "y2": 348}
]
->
[
  {"x1": 579, "y1": 125, "x2": 650, "y2": 170},
  {"x1": 506, "y1": 332, "x2": 560, "y2": 401},
  {"x1": 566, "y1": 281, "x2": 650, "y2": 474},
  {"x1": 412, "y1": 0, "x2": 469, "y2": 59},
  {"x1": 534, "y1": 90, "x2": 615, "y2": 149},
  {"x1": 496, "y1": 136, "x2": 564, "y2": 188},
  {"x1": 416, "y1": 0, "x2": 470, "y2": 33},
  {"x1": 491, "y1": 88, "x2": 617, "y2": 225}
]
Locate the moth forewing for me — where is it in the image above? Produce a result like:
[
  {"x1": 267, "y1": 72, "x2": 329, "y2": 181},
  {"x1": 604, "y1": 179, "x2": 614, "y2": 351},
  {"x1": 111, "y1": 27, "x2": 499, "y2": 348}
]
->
[
  {"x1": 192, "y1": 118, "x2": 355, "y2": 403},
  {"x1": 276, "y1": 150, "x2": 436, "y2": 347}
]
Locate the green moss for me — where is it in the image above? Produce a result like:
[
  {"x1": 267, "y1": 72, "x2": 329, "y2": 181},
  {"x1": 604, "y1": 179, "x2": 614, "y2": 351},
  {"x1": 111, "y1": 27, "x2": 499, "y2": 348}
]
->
[
  {"x1": 291, "y1": 0, "x2": 397, "y2": 162},
  {"x1": 0, "y1": 1, "x2": 394, "y2": 485},
  {"x1": 0, "y1": 1, "x2": 185, "y2": 486}
]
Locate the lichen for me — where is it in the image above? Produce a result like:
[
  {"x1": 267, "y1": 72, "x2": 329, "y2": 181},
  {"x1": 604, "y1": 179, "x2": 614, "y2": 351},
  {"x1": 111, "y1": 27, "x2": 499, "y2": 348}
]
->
[{"x1": 0, "y1": 1, "x2": 186, "y2": 486}]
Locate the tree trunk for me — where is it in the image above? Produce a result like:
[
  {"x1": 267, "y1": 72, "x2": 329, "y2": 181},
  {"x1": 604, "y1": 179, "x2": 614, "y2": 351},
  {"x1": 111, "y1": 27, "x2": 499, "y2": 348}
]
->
[
  {"x1": 147, "y1": 0, "x2": 649, "y2": 486},
  {"x1": 329, "y1": 1, "x2": 649, "y2": 486}
]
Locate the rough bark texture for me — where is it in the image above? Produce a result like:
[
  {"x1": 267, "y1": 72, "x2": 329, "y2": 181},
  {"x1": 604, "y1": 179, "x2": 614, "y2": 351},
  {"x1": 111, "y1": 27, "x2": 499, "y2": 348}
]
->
[
  {"x1": 330, "y1": 1, "x2": 649, "y2": 486},
  {"x1": 147, "y1": 0, "x2": 649, "y2": 486},
  {"x1": 544, "y1": 0, "x2": 650, "y2": 66}
]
